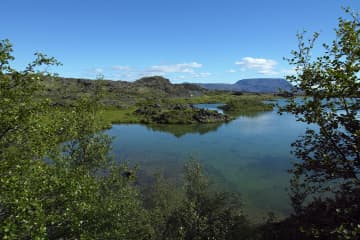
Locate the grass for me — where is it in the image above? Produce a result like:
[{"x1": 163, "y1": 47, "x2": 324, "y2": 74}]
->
[
  {"x1": 169, "y1": 92, "x2": 276, "y2": 105},
  {"x1": 100, "y1": 107, "x2": 141, "y2": 124},
  {"x1": 219, "y1": 98, "x2": 274, "y2": 117}
]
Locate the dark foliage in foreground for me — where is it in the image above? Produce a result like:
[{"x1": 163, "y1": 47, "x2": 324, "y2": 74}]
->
[
  {"x1": 277, "y1": 8, "x2": 360, "y2": 239},
  {"x1": 146, "y1": 161, "x2": 254, "y2": 240}
]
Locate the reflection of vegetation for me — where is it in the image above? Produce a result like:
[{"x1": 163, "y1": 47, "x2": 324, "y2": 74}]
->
[{"x1": 145, "y1": 122, "x2": 224, "y2": 137}]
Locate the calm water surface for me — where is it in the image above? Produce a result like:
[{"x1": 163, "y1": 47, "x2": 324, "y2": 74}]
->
[
  {"x1": 193, "y1": 103, "x2": 225, "y2": 114},
  {"x1": 105, "y1": 100, "x2": 310, "y2": 221}
]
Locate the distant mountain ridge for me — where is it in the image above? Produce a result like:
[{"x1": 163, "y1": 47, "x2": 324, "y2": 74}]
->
[{"x1": 198, "y1": 78, "x2": 293, "y2": 93}]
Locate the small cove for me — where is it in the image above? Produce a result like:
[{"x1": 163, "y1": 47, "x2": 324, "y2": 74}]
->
[{"x1": 105, "y1": 100, "x2": 311, "y2": 222}]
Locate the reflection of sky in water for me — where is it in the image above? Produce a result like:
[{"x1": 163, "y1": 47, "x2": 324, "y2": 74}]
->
[{"x1": 105, "y1": 106, "x2": 313, "y2": 222}]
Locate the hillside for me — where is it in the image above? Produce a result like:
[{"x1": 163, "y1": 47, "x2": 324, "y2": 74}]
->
[
  {"x1": 198, "y1": 78, "x2": 293, "y2": 93},
  {"x1": 43, "y1": 76, "x2": 207, "y2": 107}
]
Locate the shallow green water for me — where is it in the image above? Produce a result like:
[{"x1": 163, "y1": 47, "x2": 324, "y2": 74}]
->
[{"x1": 105, "y1": 100, "x2": 310, "y2": 221}]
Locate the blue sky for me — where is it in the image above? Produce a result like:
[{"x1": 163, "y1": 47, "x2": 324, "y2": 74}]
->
[{"x1": 1, "y1": 0, "x2": 359, "y2": 83}]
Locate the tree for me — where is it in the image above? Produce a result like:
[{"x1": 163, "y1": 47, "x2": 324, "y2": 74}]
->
[
  {"x1": 0, "y1": 39, "x2": 153, "y2": 239},
  {"x1": 158, "y1": 160, "x2": 252, "y2": 240},
  {"x1": 280, "y1": 8, "x2": 360, "y2": 239}
]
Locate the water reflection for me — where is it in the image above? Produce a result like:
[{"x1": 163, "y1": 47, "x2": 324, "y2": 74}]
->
[
  {"x1": 106, "y1": 105, "x2": 310, "y2": 222},
  {"x1": 145, "y1": 122, "x2": 224, "y2": 137}
]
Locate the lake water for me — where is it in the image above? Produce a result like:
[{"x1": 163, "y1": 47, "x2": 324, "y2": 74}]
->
[
  {"x1": 105, "y1": 99, "x2": 310, "y2": 222},
  {"x1": 193, "y1": 103, "x2": 225, "y2": 114}
]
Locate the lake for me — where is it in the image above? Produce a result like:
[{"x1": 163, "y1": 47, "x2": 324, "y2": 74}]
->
[{"x1": 105, "y1": 99, "x2": 310, "y2": 222}]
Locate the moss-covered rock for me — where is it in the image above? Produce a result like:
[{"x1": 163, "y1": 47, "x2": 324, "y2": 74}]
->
[{"x1": 134, "y1": 103, "x2": 231, "y2": 124}]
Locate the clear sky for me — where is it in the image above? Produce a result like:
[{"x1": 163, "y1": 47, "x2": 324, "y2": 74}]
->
[{"x1": 1, "y1": 0, "x2": 359, "y2": 83}]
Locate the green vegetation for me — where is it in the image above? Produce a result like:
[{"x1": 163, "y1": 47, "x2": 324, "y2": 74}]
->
[
  {"x1": 0, "y1": 42, "x2": 153, "y2": 239},
  {"x1": 38, "y1": 73, "x2": 276, "y2": 125},
  {"x1": 2, "y1": 8, "x2": 358, "y2": 239},
  {"x1": 0, "y1": 39, "x2": 256, "y2": 239},
  {"x1": 42, "y1": 75, "x2": 206, "y2": 108},
  {"x1": 145, "y1": 160, "x2": 254, "y2": 240},
  {"x1": 219, "y1": 98, "x2": 274, "y2": 117},
  {"x1": 276, "y1": 8, "x2": 360, "y2": 239},
  {"x1": 99, "y1": 93, "x2": 275, "y2": 125},
  {"x1": 169, "y1": 91, "x2": 274, "y2": 104},
  {"x1": 134, "y1": 103, "x2": 231, "y2": 124},
  {"x1": 100, "y1": 107, "x2": 140, "y2": 124}
]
